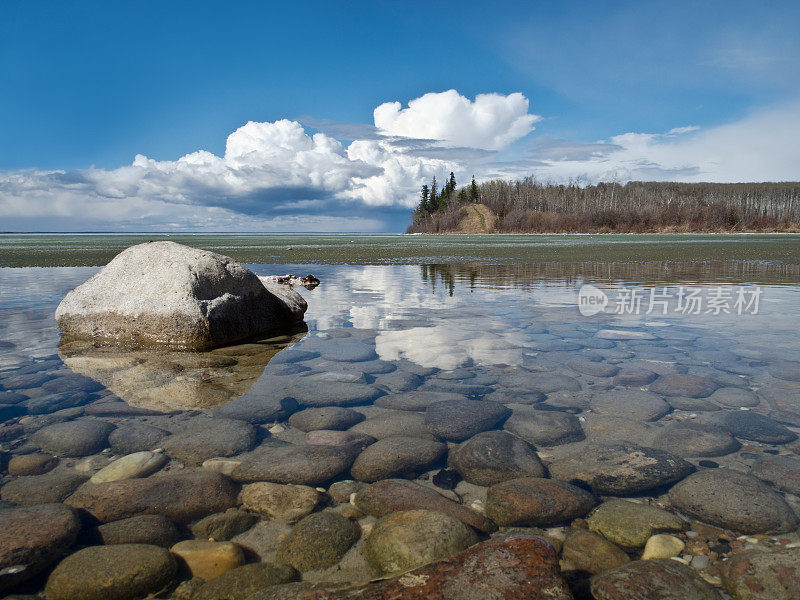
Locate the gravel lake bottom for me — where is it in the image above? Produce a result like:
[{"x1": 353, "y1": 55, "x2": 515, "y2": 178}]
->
[{"x1": 1, "y1": 233, "x2": 799, "y2": 599}]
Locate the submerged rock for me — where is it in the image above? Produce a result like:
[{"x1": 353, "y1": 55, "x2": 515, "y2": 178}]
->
[
  {"x1": 587, "y1": 499, "x2": 686, "y2": 548},
  {"x1": 45, "y1": 543, "x2": 177, "y2": 600},
  {"x1": 250, "y1": 533, "x2": 572, "y2": 600},
  {"x1": 55, "y1": 241, "x2": 307, "y2": 350},
  {"x1": 649, "y1": 374, "x2": 719, "y2": 398},
  {"x1": 0, "y1": 503, "x2": 81, "y2": 591},
  {"x1": 230, "y1": 443, "x2": 356, "y2": 486},
  {"x1": 503, "y1": 404, "x2": 585, "y2": 446},
  {"x1": 589, "y1": 390, "x2": 670, "y2": 421},
  {"x1": 7, "y1": 452, "x2": 58, "y2": 476},
  {"x1": 354, "y1": 479, "x2": 496, "y2": 533},
  {"x1": 190, "y1": 509, "x2": 259, "y2": 541},
  {"x1": 170, "y1": 539, "x2": 244, "y2": 580},
  {"x1": 350, "y1": 436, "x2": 446, "y2": 481},
  {"x1": 669, "y1": 468, "x2": 799, "y2": 534},
  {"x1": 349, "y1": 411, "x2": 430, "y2": 439},
  {"x1": 651, "y1": 422, "x2": 741, "y2": 457},
  {"x1": 1, "y1": 468, "x2": 88, "y2": 504},
  {"x1": 240, "y1": 481, "x2": 321, "y2": 522},
  {"x1": 591, "y1": 559, "x2": 721, "y2": 600},
  {"x1": 750, "y1": 454, "x2": 800, "y2": 495},
  {"x1": 449, "y1": 430, "x2": 546, "y2": 486},
  {"x1": 193, "y1": 563, "x2": 299, "y2": 600},
  {"x1": 362, "y1": 509, "x2": 478, "y2": 576},
  {"x1": 65, "y1": 470, "x2": 239, "y2": 523},
  {"x1": 30, "y1": 418, "x2": 115, "y2": 457},
  {"x1": 720, "y1": 547, "x2": 800, "y2": 600},
  {"x1": 89, "y1": 514, "x2": 181, "y2": 547},
  {"x1": 108, "y1": 423, "x2": 169, "y2": 453},
  {"x1": 560, "y1": 528, "x2": 630, "y2": 575},
  {"x1": 89, "y1": 451, "x2": 167, "y2": 483},
  {"x1": 289, "y1": 406, "x2": 365, "y2": 431},
  {"x1": 708, "y1": 411, "x2": 798, "y2": 444},
  {"x1": 276, "y1": 511, "x2": 361, "y2": 571},
  {"x1": 424, "y1": 398, "x2": 511, "y2": 441},
  {"x1": 549, "y1": 443, "x2": 695, "y2": 495},
  {"x1": 485, "y1": 477, "x2": 596, "y2": 527},
  {"x1": 161, "y1": 418, "x2": 257, "y2": 465}
]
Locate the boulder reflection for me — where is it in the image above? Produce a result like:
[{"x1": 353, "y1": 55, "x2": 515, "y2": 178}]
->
[{"x1": 58, "y1": 328, "x2": 307, "y2": 411}]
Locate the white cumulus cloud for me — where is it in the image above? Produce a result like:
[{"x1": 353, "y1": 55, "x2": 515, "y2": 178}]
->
[{"x1": 374, "y1": 90, "x2": 541, "y2": 151}]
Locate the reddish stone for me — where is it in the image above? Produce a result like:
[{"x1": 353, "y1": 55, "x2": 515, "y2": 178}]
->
[
  {"x1": 721, "y1": 547, "x2": 800, "y2": 600},
  {"x1": 252, "y1": 533, "x2": 572, "y2": 599}
]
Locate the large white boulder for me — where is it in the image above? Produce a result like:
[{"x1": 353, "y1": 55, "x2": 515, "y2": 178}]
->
[{"x1": 55, "y1": 241, "x2": 307, "y2": 350}]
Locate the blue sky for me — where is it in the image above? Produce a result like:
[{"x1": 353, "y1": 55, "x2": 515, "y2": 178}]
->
[{"x1": 2, "y1": 0, "x2": 800, "y2": 231}]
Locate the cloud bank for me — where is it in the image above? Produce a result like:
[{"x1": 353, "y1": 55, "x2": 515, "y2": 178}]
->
[
  {"x1": 1, "y1": 91, "x2": 799, "y2": 232},
  {"x1": 373, "y1": 90, "x2": 540, "y2": 150}
]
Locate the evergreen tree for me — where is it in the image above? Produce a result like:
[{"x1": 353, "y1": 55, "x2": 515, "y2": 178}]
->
[
  {"x1": 448, "y1": 172, "x2": 456, "y2": 196},
  {"x1": 470, "y1": 176, "x2": 479, "y2": 202},
  {"x1": 419, "y1": 184, "x2": 430, "y2": 213},
  {"x1": 430, "y1": 176, "x2": 438, "y2": 211}
]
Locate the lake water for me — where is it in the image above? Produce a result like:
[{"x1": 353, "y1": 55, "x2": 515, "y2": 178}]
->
[{"x1": 1, "y1": 233, "x2": 799, "y2": 596}]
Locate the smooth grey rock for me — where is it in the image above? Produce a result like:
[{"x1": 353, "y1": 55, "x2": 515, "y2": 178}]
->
[
  {"x1": 319, "y1": 341, "x2": 377, "y2": 363},
  {"x1": 289, "y1": 381, "x2": 383, "y2": 407},
  {"x1": 65, "y1": 470, "x2": 239, "y2": 523},
  {"x1": 22, "y1": 391, "x2": 90, "y2": 415},
  {"x1": 89, "y1": 451, "x2": 167, "y2": 483},
  {"x1": 190, "y1": 510, "x2": 259, "y2": 541},
  {"x1": 194, "y1": 563, "x2": 299, "y2": 600},
  {"x1": 569, "y1": 361, "x2": 619, "y2": 377},
  {"x1": 613, "y1": 368, "x2": 658, "y2": 386},
  {"x1": 709, "y1": 387, "x2": 760, "y2": 408}
]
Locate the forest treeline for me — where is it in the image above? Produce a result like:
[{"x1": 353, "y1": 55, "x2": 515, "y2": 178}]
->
[{"x1": 407, "y1": 176, "x2": 800, "y2": 233}]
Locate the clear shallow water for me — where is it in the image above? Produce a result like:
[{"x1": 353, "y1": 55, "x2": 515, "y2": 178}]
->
[
  {"x1": 1, "y1": 237, "x2": 800, "y2": 596},
  {"x1": 2, "y1": 260, "x2": 799, "y2": 382}
]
